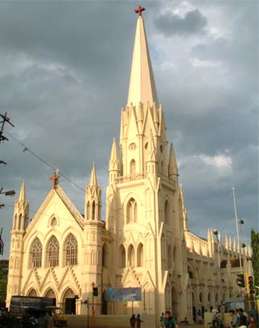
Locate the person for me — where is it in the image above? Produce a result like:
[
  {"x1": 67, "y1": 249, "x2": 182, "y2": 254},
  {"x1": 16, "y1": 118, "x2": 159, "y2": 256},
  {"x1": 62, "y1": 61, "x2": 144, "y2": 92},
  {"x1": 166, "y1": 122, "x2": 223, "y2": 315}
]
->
[
  {"x1": 197, "y1": 309, "x2": 203, "y2": 324},
  {"x1": 136, "y1": 314, "x2": 143, "y2": 328},
  {"x1": 164, "y1": 311, "x2": 176, "y2": 328},
  {"x1": 238, "y1": 308, "x2": 248, "y2": 328},
  {"x1": 130, "y1": 314, "x2": 136, "y2": 328},
  {"x1": 160, "y1": 312, "x2": 165, "y2": 327},
  {"x1": 248, "y1": 314, "x2": 256, "y2": 328}
]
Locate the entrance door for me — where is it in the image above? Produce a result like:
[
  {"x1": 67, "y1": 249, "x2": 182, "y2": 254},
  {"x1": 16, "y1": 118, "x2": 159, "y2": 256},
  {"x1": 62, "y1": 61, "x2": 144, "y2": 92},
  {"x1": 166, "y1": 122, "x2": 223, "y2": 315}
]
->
[
  {"x1": 63, "y1": 289, "x2": 76, "y2": 314},
  {"x1": 65, "y1": 298, "x2": 76, "y2": 314}
]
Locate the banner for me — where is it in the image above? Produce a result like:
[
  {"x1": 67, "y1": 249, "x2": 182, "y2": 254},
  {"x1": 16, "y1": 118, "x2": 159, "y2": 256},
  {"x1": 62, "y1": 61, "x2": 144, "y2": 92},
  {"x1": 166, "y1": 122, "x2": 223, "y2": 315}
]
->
[{"x1": 105, "y1": 288, "x2": 141, "y2": 302}]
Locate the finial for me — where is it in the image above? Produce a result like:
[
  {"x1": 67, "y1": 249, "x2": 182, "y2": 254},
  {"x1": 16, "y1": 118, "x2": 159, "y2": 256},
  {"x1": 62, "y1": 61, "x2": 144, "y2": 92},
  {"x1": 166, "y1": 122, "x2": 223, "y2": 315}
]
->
[
  {"x1": 50, "y1": 169, "x2": 59, "y2": 189},
  {"x1": 135, "y1": 5, "x2": 145, "y2": 16}
]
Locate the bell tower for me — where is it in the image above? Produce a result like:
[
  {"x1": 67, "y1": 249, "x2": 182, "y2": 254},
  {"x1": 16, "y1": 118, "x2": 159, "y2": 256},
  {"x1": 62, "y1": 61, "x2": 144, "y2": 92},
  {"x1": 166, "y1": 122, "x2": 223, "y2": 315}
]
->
[
  {"x1": 105, "y1": 7, "x2": 188, "y2": 322},
  {"x1": 6, "y1": 181, "x2": 29, "y2": 307}
]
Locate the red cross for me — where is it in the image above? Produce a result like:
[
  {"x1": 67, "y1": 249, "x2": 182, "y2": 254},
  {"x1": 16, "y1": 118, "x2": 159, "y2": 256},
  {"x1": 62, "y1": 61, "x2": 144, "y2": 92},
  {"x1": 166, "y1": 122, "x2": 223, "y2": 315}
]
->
[
  {"x1": 50, "y1": 169, "x2": 59, "y2": 189},
  {"x1": 135, "y1": 5, "x2": 145, "y2": 16}
]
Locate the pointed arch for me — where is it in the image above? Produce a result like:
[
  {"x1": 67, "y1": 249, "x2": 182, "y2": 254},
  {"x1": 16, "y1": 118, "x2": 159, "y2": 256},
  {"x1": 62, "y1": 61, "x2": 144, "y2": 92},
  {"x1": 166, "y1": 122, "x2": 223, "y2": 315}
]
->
[
  {"x1": 126, "y1": 198, "x2": 137, "y2": 223},
  {"x1": 27, "y1": 288, "x2": 37, "y2": 297},
  {"x1": 64, "y1": 233, "x2": 78, "y2": 266},
  {"x1": 30, "y1": 237, "x2": 42, "y2": 268},
  {"x1": 137, "y1": 243, "x2": 143, "y2": 267},
  {"x1": 119, "y1": 245, "x2": 126, "y2": 268},
  {"x1": 18, "y1": 214, "x2": 22, "y2": 230},
  {"x1": 46, "y1": 235, "x2": 59, "y2": 267},
  {"x1": 13, "y1": 214, "x2": 17, "y2": 229},
  {"x1": 44, "y1": 288, "x2": 56, "y2": 305},
  {"x1": 130, "y1": 159, "x2": 136, "y2": 177},
  {"x1": 92, "y1": 201, "x2": 96, "y2": 220},
  {"x1": 87, "y1": 201, "x2": 90, "y2": 219},
  {"x1": 128, "y1": 244, "x2": 135, "y2": 267}
]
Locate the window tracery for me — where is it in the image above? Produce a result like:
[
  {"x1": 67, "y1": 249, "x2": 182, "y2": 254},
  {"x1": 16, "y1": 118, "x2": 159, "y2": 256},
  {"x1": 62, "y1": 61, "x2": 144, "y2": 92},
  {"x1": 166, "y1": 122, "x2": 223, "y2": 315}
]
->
[
  {"x1": 30, "y1": 237, "x2": 42, "y2": 268},
  {"x1": 46, "y1": 236, "x2": 59, "y2": 267},
  {"x1": 64, "y1": 233, "x2": 78, "y2": 266}
]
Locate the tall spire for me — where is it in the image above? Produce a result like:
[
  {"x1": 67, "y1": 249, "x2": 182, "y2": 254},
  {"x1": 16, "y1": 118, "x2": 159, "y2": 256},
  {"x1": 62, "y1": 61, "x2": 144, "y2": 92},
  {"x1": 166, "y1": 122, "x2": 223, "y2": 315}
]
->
[
  {"x1": 89, "y1": 164, "x2": 98, "y2": 186},
  {"x1": 127, "y1": 9, "x2": 158, "y2": 106}
]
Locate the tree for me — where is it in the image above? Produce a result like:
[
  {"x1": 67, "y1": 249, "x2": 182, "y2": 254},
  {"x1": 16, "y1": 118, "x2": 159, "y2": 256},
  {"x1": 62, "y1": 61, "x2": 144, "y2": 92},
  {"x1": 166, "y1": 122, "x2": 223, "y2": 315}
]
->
[
  {"x1": 0, "y1": 265, "x2": 7, "y2": 305},
  {"x1": 251, "y1": 230, "x2": 259, "y2": 290}
]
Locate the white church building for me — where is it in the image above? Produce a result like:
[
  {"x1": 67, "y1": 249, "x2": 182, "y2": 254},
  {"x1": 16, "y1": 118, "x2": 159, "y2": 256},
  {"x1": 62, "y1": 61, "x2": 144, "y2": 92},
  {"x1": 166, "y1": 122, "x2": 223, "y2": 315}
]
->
[{"x1": 6, "y1": 8, "x2": 252, "y2": 325}]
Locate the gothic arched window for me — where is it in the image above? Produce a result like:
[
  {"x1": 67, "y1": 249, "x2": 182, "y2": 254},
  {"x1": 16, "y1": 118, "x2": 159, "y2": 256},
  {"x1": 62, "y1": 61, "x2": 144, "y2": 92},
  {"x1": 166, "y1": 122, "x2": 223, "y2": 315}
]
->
[
  {"x1": 64, "y1": 233, "x2": 78, "y2": 266},
  {"x1": 126, "y1": 198, "x2": 137, "y2": 223},
  {"x1": 30, "y1": 237, "x2": 42, "y2": 268},
  {"x1": 87, "y1": 201, "x2": 90, "y2": 219},
  {"x1": 46, "y1": 236, "x2": 59, "y2": 267},
  {"x1": 119, "y1": 245, "x2": 126, "y2": 268},
  {"x1": 130, "y1": 159, "x2": 136, "y2": 177},
  {"x1": 128, "y1": 244, "x2": 135, "y2": 267},
  {"x1": 92, "y1": 201, "x2": 96, "y2": 220},
  {"x1": 18, "y1": 214, "x2": 22, "y2": 230},
  {"x1": 164, "y1": 200, "x2": 169, "y2": 223},
  {"x1": 13, "y1": 214, "x2": 17, "y2": 229},
  {"x1": 137, "y1": 243, "x2": 143, "y2": 267}
]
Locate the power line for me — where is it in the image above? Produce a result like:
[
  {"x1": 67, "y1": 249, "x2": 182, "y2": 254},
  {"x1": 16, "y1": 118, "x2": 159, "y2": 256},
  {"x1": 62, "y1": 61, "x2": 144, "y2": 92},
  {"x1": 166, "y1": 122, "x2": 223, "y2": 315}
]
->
[{"x1": 6, "y1": 131, "x2": 85, "y2": 193}]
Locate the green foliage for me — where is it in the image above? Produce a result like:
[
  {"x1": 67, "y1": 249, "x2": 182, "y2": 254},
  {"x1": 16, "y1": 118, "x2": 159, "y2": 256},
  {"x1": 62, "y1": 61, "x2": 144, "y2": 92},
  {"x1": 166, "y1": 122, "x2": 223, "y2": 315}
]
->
[
  {"x1": 251, "y1": 230, "x2": 259, "y2": 291},
  {"x1": 0, "y1": 265, "x2": 7, "y2": 303}
]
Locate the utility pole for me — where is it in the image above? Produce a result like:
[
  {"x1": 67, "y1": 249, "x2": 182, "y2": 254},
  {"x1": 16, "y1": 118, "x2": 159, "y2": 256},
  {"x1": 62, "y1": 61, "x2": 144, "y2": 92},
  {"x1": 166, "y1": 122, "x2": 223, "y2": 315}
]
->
[
  {"x1": 232, "y1": 187, "x2": 243, "y2": 271},
  {"x1": 0, "y1": 112, "x2": 15, "y2": 258}
]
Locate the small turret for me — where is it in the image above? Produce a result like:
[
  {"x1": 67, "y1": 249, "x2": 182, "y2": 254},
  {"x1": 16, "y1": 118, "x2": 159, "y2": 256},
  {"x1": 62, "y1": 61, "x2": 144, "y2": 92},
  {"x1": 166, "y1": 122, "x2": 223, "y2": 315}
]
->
[
  {"x1": 168, "y1": 144, "x2": 178, "y2": 183},
  {"x1": 109, "y1": 139, "x2": 120, "y2": 183},
  {"x1": 85, "y1": 165, "x2": 102, "y2": 221},
  {"x1": 12, "y1": 181, "x2": 29, "y2": 231},
  {"x1": 6, "y1": 181, "x2": 29, "y2": 307}
]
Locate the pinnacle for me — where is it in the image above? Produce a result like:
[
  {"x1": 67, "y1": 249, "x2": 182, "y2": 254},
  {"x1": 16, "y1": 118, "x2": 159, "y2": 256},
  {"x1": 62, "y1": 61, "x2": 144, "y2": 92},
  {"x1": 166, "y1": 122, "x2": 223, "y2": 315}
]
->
[
  {"x1": 110, "y1": 138, "x2": 118, "y2": 162},
  {"x1": 18, "y1": 180, "x2": 26, "y2": 203},
  {"x1": 89, "y1": 164, "x2": 98, "y2": 186},
  {"x1": 127, "y1": 15, "x2": 158, "y2": 106}
]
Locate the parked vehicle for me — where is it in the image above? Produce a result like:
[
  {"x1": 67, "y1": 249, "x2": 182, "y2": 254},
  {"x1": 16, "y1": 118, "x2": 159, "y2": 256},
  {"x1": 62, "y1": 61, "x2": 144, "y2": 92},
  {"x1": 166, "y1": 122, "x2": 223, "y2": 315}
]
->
[{"x1": 10, "y1": 295, "x2": 54, "y2": 318}]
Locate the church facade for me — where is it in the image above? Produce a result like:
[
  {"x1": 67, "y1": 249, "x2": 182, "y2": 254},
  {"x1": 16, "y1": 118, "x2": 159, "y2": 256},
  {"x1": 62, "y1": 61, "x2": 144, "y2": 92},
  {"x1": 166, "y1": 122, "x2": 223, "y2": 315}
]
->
[{"x1": 6, "y1": 10, "x2": 252, "y2": 325}]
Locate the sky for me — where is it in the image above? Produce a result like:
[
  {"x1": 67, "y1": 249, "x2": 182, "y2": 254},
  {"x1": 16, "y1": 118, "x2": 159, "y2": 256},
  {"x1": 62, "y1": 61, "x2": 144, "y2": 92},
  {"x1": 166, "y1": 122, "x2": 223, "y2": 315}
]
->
[{"x1": 0, "y1": 0, "x2": 258, "y2": 258}]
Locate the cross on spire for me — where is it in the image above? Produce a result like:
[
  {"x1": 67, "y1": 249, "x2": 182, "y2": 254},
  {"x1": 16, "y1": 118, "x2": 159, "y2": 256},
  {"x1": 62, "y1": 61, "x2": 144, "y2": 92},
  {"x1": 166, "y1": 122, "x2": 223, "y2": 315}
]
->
[
  {"x1": 135, "y1": 5, "x2": 145, "y2": 16},
  {"x1": 50, "y1": 169, "x2": 60, "y2": 189}
]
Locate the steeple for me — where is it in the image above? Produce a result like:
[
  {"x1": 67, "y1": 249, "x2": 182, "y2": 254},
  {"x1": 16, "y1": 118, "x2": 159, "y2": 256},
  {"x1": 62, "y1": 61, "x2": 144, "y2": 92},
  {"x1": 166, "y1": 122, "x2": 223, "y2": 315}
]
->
[
  {"x1": 13, "y1": 181, "x2": 29, "y2": 231},
  {"x1": 89, "y1": 164, "x2": 98, "y2": 186},
  {"x1": 85, "y1": 164, "x2": 101, "y2": 221},
  {"x1": 127, "y1": 11, "x2": 158, "y2": 106}
]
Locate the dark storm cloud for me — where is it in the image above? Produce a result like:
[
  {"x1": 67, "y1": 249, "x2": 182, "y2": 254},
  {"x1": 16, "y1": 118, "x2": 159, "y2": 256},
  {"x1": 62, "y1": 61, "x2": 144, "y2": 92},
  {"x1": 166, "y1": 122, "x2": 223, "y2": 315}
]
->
[
  {"x1": 155, "y1": 9, "x2": 207, "y2": 36},
  {"x1": 0, "y1": 0, "x2": 258, "y2": 257}
]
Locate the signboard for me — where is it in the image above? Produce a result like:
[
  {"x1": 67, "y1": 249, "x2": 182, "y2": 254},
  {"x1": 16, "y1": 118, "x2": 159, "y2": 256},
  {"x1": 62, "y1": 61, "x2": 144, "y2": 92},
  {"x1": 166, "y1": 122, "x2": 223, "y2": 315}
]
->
[{"x1": 105, "y1": 288, "x2": 141, "y2": 302}]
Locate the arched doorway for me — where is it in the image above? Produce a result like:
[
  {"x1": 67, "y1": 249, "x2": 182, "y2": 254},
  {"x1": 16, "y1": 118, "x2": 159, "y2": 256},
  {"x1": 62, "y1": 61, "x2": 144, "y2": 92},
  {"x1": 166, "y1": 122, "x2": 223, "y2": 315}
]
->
[
  {"x1": 63, "y1": 288, "x2": 76, "y2": 314},
  {"x1": 44, "y1": 288, "x2": 56, "y2": 306}
]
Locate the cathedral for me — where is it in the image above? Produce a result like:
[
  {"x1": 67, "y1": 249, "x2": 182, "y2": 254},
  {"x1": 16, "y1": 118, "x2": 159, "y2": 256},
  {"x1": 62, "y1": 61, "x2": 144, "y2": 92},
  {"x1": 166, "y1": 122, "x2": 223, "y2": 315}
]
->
[{"x1": 6, "y1": 8, "x2": 252, "y2": 326}]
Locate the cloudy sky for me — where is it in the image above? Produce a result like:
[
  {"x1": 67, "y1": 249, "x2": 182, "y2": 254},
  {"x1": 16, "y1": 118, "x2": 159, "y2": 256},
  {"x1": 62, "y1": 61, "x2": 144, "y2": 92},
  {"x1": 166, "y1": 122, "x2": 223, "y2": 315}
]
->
[{"x1": 0, "y1": 0, "x2": 258, "y2": 258}]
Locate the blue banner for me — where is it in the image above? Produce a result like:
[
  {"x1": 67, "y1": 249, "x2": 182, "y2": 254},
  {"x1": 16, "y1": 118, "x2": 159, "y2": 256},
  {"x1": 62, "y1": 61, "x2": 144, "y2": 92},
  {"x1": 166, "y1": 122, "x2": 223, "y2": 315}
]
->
[{"x1": 105, "y1": 288, "x2": 141, "y2": 302}]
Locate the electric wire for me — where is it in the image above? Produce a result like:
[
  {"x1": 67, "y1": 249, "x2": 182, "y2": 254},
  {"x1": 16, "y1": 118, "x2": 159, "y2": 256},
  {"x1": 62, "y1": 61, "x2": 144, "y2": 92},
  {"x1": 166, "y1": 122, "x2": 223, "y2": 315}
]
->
[{"x1": 6, "y1": 131, "x2": 85, "y2": 193}]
